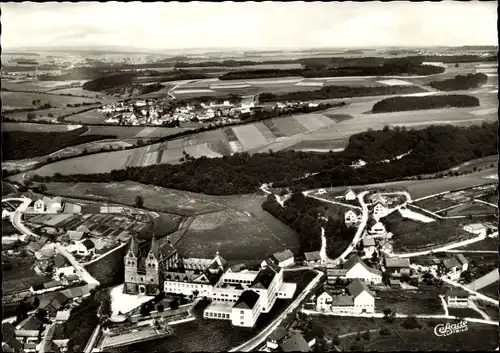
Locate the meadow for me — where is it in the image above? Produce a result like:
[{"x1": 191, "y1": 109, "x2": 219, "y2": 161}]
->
[{"x1": 1, "y1": 91, "x2": 99, "y2": 110}]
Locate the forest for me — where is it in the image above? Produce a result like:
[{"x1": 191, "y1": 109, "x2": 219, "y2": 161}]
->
[
  {"x1": 371, "y1": 94, "x2": 480, "y2": 113},
  {"x1": 36, "y1": 122, "x2": 497, "y2": 196},
  {"x1": 258, "y1": 85, "x2": 424, "y2": 102},
  {"x1": 262, "y1": 192, "x2": 355, "y2": 256},
  {"x1": 429, "y1": 73, "x2": 488, "y2": 91},
  {"x1": 3, "y1": 127, "x2": 116, "y2": 160}
]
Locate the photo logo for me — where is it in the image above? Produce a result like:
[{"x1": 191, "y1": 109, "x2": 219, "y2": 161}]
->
[{"x1": 434, "y1": 321, "x2": 468, "y2": 337}]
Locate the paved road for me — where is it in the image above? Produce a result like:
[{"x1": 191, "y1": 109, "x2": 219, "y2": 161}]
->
[
  {"x1": 55, "y1": 243, "x2": 99, "y2": 288},
  {"x1": 229, "y1": 270, "x2": 324, "y2": 352},
  {"x1": 466, "y1": 268, "x2": 499, "y2": 291}
]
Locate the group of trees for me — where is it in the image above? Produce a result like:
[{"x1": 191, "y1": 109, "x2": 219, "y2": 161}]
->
[
  {"x1": 218, "y1": 62, "x2": 445, "y2": 81},
  {"x1": 35, "y1": 122, "x2": 497, "y2": 196},
  {"x1": 429, "y1": 73, "x2": 489, "y2": 91},
  {"x1": 3, "y1": 127, "x2": 116, "y2": 160},
  {"x1": 258, "y1": 85, "x2": 423, "y2": 103},
  {"x1": 371, "y1": 94, "x2": 480, "y2": 113}
]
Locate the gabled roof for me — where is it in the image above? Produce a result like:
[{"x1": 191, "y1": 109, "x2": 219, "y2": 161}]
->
[
  {"x1": 345, "y1": 188, "x2": 355, "y2": 196},
  {"x1": 343, "y1": 255, "x2": 381, "y2": 276},
  {"x1": 212, "y1": 251, "x2": 228, "y2": 269},
  {"x1": 233, "y1": 290, "x2": 260, "y2": 310},
  {"x1": 384, "y1": 257, "x2": 410, "y2": 268},
  {"x1": 348, "y1": 278, "x2": 375, "y2": 298},
  {"x1": 270, "y1": 326, "x2": 288, "y2": 342},
  {"x1": 316, "y1": 286, "x2": 334, "y2": 299},
  {"x1": 279, "y1": 332, "x2": 311, "y2": 352},
  {"x1": 251, "y1": 267, "x2": 277, "y2": 289},
  {"x1": 19, "y1": 315, "x2": 44, "y2": 330},
  {"x1": 304, "y1": 251, "x2": 321, "y2": 261},
  {"x1": 159, "y1": 237, "x2": 177, "y2": 259},
  {"x1": 263, "y1": 258, "x2": 282, "y2": 273},
  {"x1": 81, "y1": 238, "x2": 95, "y2": 250},
  {"x1": 362, "y1": 238, "x2": 376, "y2": 247},
  {"x1": 272, "y1": 249, "x2": 294, "y2": 263},
  {"x1": 331, "y1": 295, "x2": 354, "y2": 306},
  {"x1": 442, "y1": 258, "x2": 461, "y2": 270},
  {"x1": 446, "y1": 288, "x2": 470, "y2": 297},
  {"x1": 68, "y1": 231, "x2": 84, "y2": 241}
]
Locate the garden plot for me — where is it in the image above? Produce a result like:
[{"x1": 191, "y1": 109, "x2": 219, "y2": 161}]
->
[
  {"x1": 375, "y1": 286, "x2": 445, "y2": 315},
  {"x1": 376, "y1": 79, "x2": 415, "y2": 86},
  {"x1": 261, "y1": 120, "x2": 286, "y2": 138},
  {"x1": 272, "y1": 116, "x2": 309, "y2": 136},
  {"x1": 293, "y1": 113, "x2": 333, "y2": 132},
  {"x1": 231, "y1": 124, "x2": 269, "y2": 150}
]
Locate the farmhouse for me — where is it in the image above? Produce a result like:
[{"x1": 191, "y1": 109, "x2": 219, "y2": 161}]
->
[
  {"x1": 439, "y1": 255, "x2": 469, "y2": 280},
  {"x1": 304, "y1": 251, "x2": 322, "y2": 266},
  {"x1": 446, "y1": 288, "x2": 470, "y2": 308},
  {"x1": 315, "y1": 287, "x2": 336, "y2": 311},
  {"x1": 372, "y1": 199, "x2": 389, "y2": 219},
  {"x1": 344, "y1": 209, "x2": 360, "y2": 226},
  {"x1": 326, "y1": 279, "x2": 376, "y2": 314},
  {"x1": 63, "y1": 203, "x2": 81, "y2": 214},
  {"x1": 368, "y1": 220, "x2": 387, "y2": 236},
  {"x1": 463, "y1": 223, "x2": 487, "y2": 236},
  {"x1": 67, "y1": 238, "x2": 95, "y2": 257},
  {"x1": 279, "y1": 332, "x2": 312, "y2": 352},
  {"x1": 268, "y1": 249, "x2": 295, "y2": 268},
  {"x1": 34, "y1": 199, "x2": 46, "y2": 213},
  {"x1": 328, "y1": 255, "x2": 382, "y2": 284},
  {"x1": 384, "y1": 257, "x2": 411, "y2": 277},
  {"x1": 39, "y1": 292, "x2": 69, "y2": 317},
  {"x1": 345, "y1": 189, "x2": 357, "y2": 201}
]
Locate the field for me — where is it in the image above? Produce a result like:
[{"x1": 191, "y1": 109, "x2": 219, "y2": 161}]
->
[
  {"x1": 478, "y1": 281, "x2": 499, "y2": 299},
  {"x1": 453, "y1": 237, "x2": 498, "y2": 251},
  {"x1": 445, "y1": 201, "x2": 498, "y2": 216},
  {"x1": 447, "y1": 307, "x2": 484, "y2": 319},
  {"x1": 474, "y1": 299, "x2": 499, "y2": 321},
  {"x1": 375, "y1": 286, "x2": 445, "y2": 315},
  {"x1": 1, "y1": 91, "x2": 100, "y2": 110}
]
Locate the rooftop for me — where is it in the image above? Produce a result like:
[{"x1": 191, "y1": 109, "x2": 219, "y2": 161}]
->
[
  {"x1": 304, "y1": 251, "x2": 321, "y2": 261},
  {"x1": 348, "y1": 278, "x2": 374, "y2": 298},
  {"x1": 233, "y1": 290, "x2": 260, "y2": 310},
  {"x1": 385, "y1": 257, "x2": 410, "y2": 268},
  {"x1": 446, "y1": 288, "x2": 470, "y2": 297},
  {"x1": 279, "y1": 332, "x2": 311, "y2": 352},
  {"x1": 272, "y1": 249, "x2": 294, "y2": 263}
]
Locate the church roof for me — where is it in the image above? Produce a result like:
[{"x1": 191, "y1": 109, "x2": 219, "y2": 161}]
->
[{"x1": 128, "y1": 234, "x2": 140, "y2": 257}]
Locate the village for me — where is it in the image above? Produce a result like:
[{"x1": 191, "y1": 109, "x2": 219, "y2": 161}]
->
[{"x1": 99, "y1": 97, "x2": 321, "y2": 127}]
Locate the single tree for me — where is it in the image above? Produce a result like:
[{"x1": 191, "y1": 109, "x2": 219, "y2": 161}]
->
[{"x1": 135, "y1": 195, "x2": 144, "y2": 208}]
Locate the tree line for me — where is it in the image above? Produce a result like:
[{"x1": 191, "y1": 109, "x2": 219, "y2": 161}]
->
[
  {"x1": 371, "y1": 94, "x2": 480, "y2": 113},
  {"x1": 429, "y1": 73, "x2": 488, "y2": 91},
  {"x1": 34, "y1": 122, "x2": 497, "y2": 196},
  {"x1": 259, "y1": 85, "x2": 424, "y2": 103}
]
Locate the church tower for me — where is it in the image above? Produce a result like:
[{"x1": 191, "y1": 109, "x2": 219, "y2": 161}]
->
[
  {"x1": 146, "y1": 235, "x2": 164, "y2": 295},
  {"x1": 124, "y1": 234, "x2": 140, "y2": 294}
]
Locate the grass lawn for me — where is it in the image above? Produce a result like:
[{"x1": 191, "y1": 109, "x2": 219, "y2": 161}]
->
[
  {"x1": 453, "y1": 237, "x2": 498, "y2": 251},
  {"x1": 110, "y1": 270, "x2": 316, "y2": 353},
  {"x1": 447, "y1": 307, "x2": 484, "y2": 319},
  {"x1": 445, "y1": 202, "x2": 498, "y2": 217},
  {"x1": 414, "y1": 197, "x2": 458, "y2": 213},
  {"x1": 478, "y1": 281, "x2": 499, "y2": 299},
  {"x1": 474, "y1": 299, "x2": 499, "y2": 321},
  {"x1": 386, "y1": 215, "x2": 475, "y2": 253},
  {"x1": 375, "y1": 286, "x2": 445, "y2": 315},
  {"x1": 357, "y1": 322, "x2": 498, "y2": 351}
]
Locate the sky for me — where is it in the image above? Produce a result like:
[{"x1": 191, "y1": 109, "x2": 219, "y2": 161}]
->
[{"x1": 1, "y1": 2, "x2": 498, "y2": 50}]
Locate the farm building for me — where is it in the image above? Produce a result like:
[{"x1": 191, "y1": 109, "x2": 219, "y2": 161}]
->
[
  {"x1": 446, "y1": 288, "x2": 470, "y2": 308},
  {"x1": 268, "y1": 249, "x2": 295, "y2": 268},
  {"x1": 368, "y1": 220, "x2": 387, "y2": 236},
  {"x1": 463, "y1": 223, "x2": 487, "y2": 236},
  {"x1": 362, "y1": 238, "x2": 377, "y2": 258},
  {"x1": 63, "y1": 203, "x2": 81, "y2": 214},
  {"x1": 384, "y1": 257, "x2": 411, "y2": 277},
  {"x1": 439, "y1": 255, "x2": 469, "y2": 281},
  {"x1": 328, "y1": 255, "x2": 382, "y2": 284},
  {"x1": 278, "y1": 332, "x2": 312, "y2": 352},
  {"x1": 319, "y1": 278, "x2": 376, "y2": 314}
]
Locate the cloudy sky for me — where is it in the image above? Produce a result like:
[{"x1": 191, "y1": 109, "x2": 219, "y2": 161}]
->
[{"x1": 1, "y1": 2, "x2": 497, "y2": 50}]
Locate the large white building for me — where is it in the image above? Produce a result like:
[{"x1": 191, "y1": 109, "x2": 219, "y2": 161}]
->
[
  {"x1": 328, "y1": 255, "x2": 382, "y2": 284},
  {"x1": 315, "y1": 279, "x2": 376, "y2": 314},
  {"x1": 203, "y1": 258, "x2": 296, "y2": 327}
]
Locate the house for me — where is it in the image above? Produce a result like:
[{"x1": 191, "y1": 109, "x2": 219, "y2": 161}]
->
[
  {"x1": 49, "y1": 197, "x2": 63, "y2": 213},
  {"x1": 304, "y1": 251, "x2": 322, "y2": 265},
  {"x1": 342, "y1": 255, "x2": 382, "y2": 284},
  {"x1": 344, "y1": 210, "x2": 360, "y2": 225},
  {"x1": 56, "y1": 264, "x2": 76, "y2": 279},
  {"x1": 345, "y1": 189, "x2": 357, "y2": 201},
  {"x1": 68, "y1": 239, "x2": 95, "y2": 257},
  {"x1": 231, "y1": 290, "x2": 261, "y2": 327},
  {"x1": 279, "y1": 332, "x2": 311, "y2": 352},
  {"x1": 384, "y1": 257, "x2": 411, "y2": 277},
  {"x1": 269, "y1": 249, "x2": 294, "y2": 268},
  {"x1": 54, "y1": 310, "x2": 71, "y2": 322},
  {"x1": 446, "y1": 289, "x2": 470, "y2": 307},
  {"x1": 369, "y1": 220, "x2": 386, "y2": 236},
  {"x1": 34, "y1": 199, "x2": 46, "y2": 213},
  {"x1": 362, "y1": 238, "x2": 377, "y2": 258},
  {"x1": 456, "y1": 254, "x2": 469, "y2": 272},
  {"x1": 39, "y1": 293, "x2": 69, "y2": 317},
  {"x1": 67, "y1": 231, "x2": 85, "y2": 243},
  {"x1": 439, "y1": 256, "x2": 465, "y2": 280},
  {"x1": 27, "y1": 237, "x2": 48, "y2": 254},
  {"x1": 35, "y1": 244, "x2": 56, "y2": 260},
  {"x1": 266, "y1": 326, "x2": 289, "y2": 350},
  {"x1": 18, "y1": 315, "x2": 44, "y2": 331},
  {"x1": 463, "y1": 223, "x2": 487, "y2": 237},
  {"x1": 315, "y1": 287, "x2": 335, "y2": 311},
  {"x1": 53, "y1": 254, "x2": 68, "y2": 269}
]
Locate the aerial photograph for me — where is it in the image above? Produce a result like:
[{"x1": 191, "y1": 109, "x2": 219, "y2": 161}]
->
[{"x1": 1, "y1": 1, "x2": 498, "y2": 352}]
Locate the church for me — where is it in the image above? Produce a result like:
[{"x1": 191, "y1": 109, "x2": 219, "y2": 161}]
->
[{"x1": 123, "y1": 234, "x2": 178, "y2": 296}]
